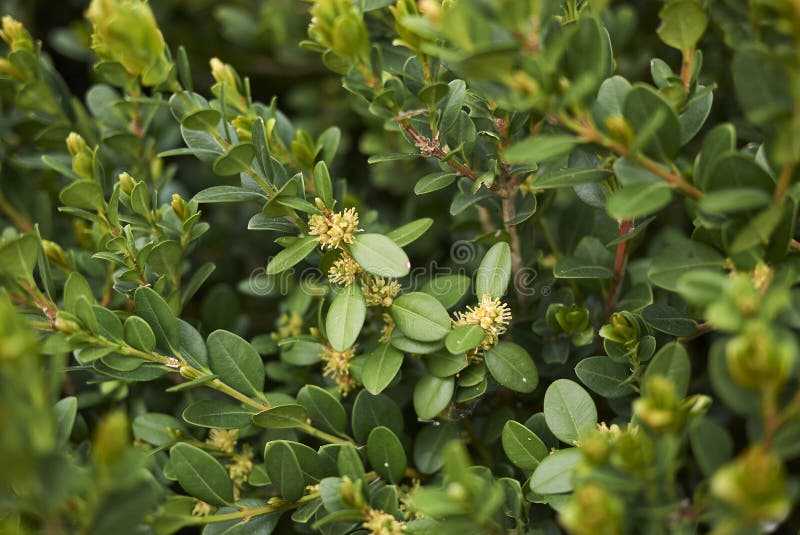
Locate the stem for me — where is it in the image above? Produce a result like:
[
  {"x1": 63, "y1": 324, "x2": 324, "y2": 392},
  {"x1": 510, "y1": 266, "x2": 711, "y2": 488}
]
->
[
  {"x1": 209, "y1": 379, "x2": 269, "y2": 411},
  {"x1": 0, "y1": 192, "x2": 33, "y2": 231},
  {"x1": 773, "y1": 162, "x2": 795, "y2": 204},
  {"x1": 680, "y1": 49, "x2": 694, "y2": 93},
  {"x1": 187, "y1": 493, "x2": 319, "y2": 525},
  {"x1": 501, "y1": 185, "x2": 526, "y2": 307},
  {"x1": 398, "y1": 122, "x2": 484, "y2": 184},
  {"x1": 604, "y1": 219, "x2": 633, "y2": 319},
  {"x1": 300, "y1": 424, "x2": 354, "y2": 445},
  {"x1": 560, "y1": 115, "x2": 704, "y2": 200}
]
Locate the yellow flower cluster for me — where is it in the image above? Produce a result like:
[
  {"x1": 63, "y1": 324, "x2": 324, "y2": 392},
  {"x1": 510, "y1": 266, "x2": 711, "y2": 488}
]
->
[
  {"x1": 453, "y1": 294, "x2": 512, "y2": 351},
  {"x1": 321, "y1": 345, "x2": 358, "y2": 395},
  {"x1": 379, "y1": 312, "x2": 395, "y2": 343},
  {"x1": 329, "y1": 253, "x2": 362, "y2": 286},
  {"x1": 228, "y1": 443, "x2": 254, "y2": 490},
  {"x1": 206, "y1": 428, "x2": 238, "y2": 453},
  {"x1": 363, "y1": 276, "x2": 402, "y2": 307},
  {"x1": 276, "y1": 311, "x2": 303, "y2": 339},
  {"x1": 308, "y1": 203, "x2": 362, "y2": 250},
  {"x1": 363, "y1": 509, "x2": 406, "y2": 535},
  {"x1": 192, "y1": 500, "x2": 214, "y2": 517}
]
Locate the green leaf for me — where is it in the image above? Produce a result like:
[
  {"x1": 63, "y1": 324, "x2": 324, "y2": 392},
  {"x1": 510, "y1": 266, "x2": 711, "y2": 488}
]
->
[
  {"x1": 337, "y1": 444, "x2": 366, "y2": 485},
  {"x1": 647, "y1": 241, "x2": 725, "y2": 291},
  {"x1": 502, "y1": 420, "x2": 548, "y2": 471},
  {"x1": 505, "y1": 135, "x2": 579, "y2": 165},
  {"x1": 264, "y1": 441, "x2": 305, "y2": 502},
  {"x1": 362, "y1": 343, "x2": 403, "y2": 395},
  {"x1": 733, "y1": 47, "x2": 793, "y2": 125},
  {"x1": 421, "y1": 275, "x2": 471, "y2": 309},
  {"x1": 704, "y1": 153, "x2": 775, "y2": 193},
  {"x1": 623, "y1": 85, "x2": 682, "y2": 159},
  {"x1": 134, "y1": 286, "x2": 179, "y2": 350},
  {"x1": 642, "y1": 304, "x2": 698, "y2": 337},
  {"x1": 606, "y1": 182, "x2": 672, "y2": 219},
  {"x1": 575, "y1": 356, "x2": 635, "y2": 398},
  {"x1": 386, "y1": 218, "x2": 433, "y2": 247},
  {"x1": 475, "y1": 242, "x2": 511, "y2": 299},
  {"x1": 690, "y1": 417, "x2": 733, "y2": 477},
  {"x1": 414, "y1": 172, "x2": 457, "y2": 195},
  {"x1": 297, "y1": 384, "x2": 347, "y2": 435},
  {"x1": 181, "y1": 400, "x2": 253, "y2": 429},
  {"x1": 0, "y1": 234, "x2": 39, "y2": 282},
  {"x1": 484, "y1": 342, "x2": 538, "y2": 393},
  {"x1": 425, "y1": 350, "x2": 468, "y2": 378},
  {"x1": 170, "y1": 443, "x2": 234, "y2": 506},
  {"x1": 445, "y1": 324, "x2": 485, "y2": 354},
  {"x1": 413, "y1": 374, "x2": 454, "y2": 419},
  {"x1": 54, "y1": 397, "x2": 77, "y2": 446},
  {"x1": 346, "y1": 233, "x2": 410, "y2": 277},
  {"x1": 193, "y1": 186, "x2": 265, "y2": 203},
  {"x1": 63, "y1": 272, "x2": 94, "y2": 312},
  {"x1": 212, "y1": 142, "x2": 257, "y2": 175},
  {"x1": 266, "y1": 236, "x2": 318, "y2": 275},
  {"x1": 252, "y1": 404, "x2": 309, "y2": 429},
  {"x1": 391, "y1": 292, "x2": 451, "y2": 342},
  {"x1": 657, "y1": 0, "x2": 707, "y2": 53},
  {"x1": 644, "y1": 342, "x2": 691, "y2": 397},
  {"x1": 543, "y1": 379, "x2": 597, "y2": 444},
  {"x1": 414, "y1": 423, "x2": 461, "y2": 475},
  {"x1": 207, "y1": 329, "x2": 265, "y2": 397},
  {"x1": 313, "y1": 161, "x2": 334, "y2": 208},
  {"x1": 698, "y1": 188, "x2": 772, "y2": 214},
  {"x1": 326, "y1": 284, "x2": 366, "y2": 351},
  {"x1": 181, "y1": 108, "x2": 221, "y2": 131},
  {"x1": 59, "y1": 181, "x2": 105, "y2": 211},
  {"x1": 367, "y1": 426, "x2": 407, "y2": 483},
  {"x1": 532, "y1": 168, "x2": 612, "y2": 189},
  {"x1": 529, "y1": 448, "x2": 581, "y2": 494},
  {"x1": 132, "y1": 413, "x2": 185, "y2": 446},
  {"x1": 352, "y1": 391, "x2": 403, "y2": 444}
]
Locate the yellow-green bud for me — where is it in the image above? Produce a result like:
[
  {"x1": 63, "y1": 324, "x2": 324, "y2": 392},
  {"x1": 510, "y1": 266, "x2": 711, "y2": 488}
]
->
[
  {"x1": 725, "y1": 323, "x2": 795, "y2": 390},
  {"x1": 171, "y1": 193, "x2": 189, "y2": 222},
  {"x1": 54, "y1": 316, "x2": 81, "y2": 334},
  {"x1": 66, "y1": 132, "x2": 94, "y2": 180},
  {"x1": 0, "y1": 16, "x2": 34, "y2": 53},
  {"x1": 560, "y1": 483, "x2": 625, "y2": 535},
  {"x1": 633, "y1": 376, "x2": 680, "y2": 433},
  {"x1": 41, "y1": 240, "x2": 67, "y2": 267},
  {"x1": 710, "y1": 449, "x2": 790, "y2": 527},
  {"x1": 118, "y1": 172, "x2": 136, "y2": 196},
  {"x1": 604, "y1": 115, "x2": 634, "y2": 145}
]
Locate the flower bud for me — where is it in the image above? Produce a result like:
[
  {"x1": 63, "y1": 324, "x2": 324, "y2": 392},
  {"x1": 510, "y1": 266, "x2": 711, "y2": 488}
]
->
[
  {"x1": 66, "y1": 132, "x2": 94, "y2": 180},
  {"x1": 725, "y1": 322, "x2": 795, "y2": 390},
  {"x1": 560, "y1": 483, "x2": 624, "y2": 535},
  {"x1": 599, "y1": 311, "x2": 639, "y2": 346},
  {"x1": 0, "y1": 16, "x2": 34, "y2": 53},
  {"x1": 54, "y1": 316, "x2": 81, "y2": 334},
  {"x1": 633, "y1": 376, "x2": 680, "y2": 433},
  {"x1": 0, "y1": 58, "x2": 24, "y2": 80},
  {"x1": 41, "y1": 240, "x2": 67, "y2": 267},
  {"x1": 86, "y1": 0, "x2": 166, "y2": 80},
  {"x1": 710, "y1": 449, "x2": 790, "y2": 527},
  {"x1": 604, "y1": 115, "x2": 634, "y2": 145},
  {"x1": 171, "y1": 193, "x2": 189, "y2": 222},
  {"x1": 554, "y1": 304, "x2": 590, "y2": 335},
  {"x1": 118, "y1": 172, "x2": 136, "y2": 196}
]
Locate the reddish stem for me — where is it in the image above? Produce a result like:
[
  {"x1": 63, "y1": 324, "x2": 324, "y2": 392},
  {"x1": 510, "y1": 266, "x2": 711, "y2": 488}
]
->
[{"x1": 605, "y1": 219, "x2": 633, "y2": 319}]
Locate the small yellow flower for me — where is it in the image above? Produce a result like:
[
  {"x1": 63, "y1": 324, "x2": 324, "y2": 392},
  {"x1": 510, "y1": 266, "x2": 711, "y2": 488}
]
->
[
  {"x1": 329, "y1": 254, "x2": 362, "y2": 286},
  {"x1": 206, "y1": 429, "x2": 238, "y2": 453},
  {"x1": 363, "y1": 276, "x2": 401, "y2": 307},
  {"x1": 379, "y1": 312, "x2": 395, "y2": 343},
  {"x1": 453, "y1": 294, "x2": 512, "y2": 351},
  {"x1": 192, "y1": 500, "x2": 214, "y2": 517},
  {"x1": 228, "y1": 443, "x2": 254, "y2": 488},
  {"x1": 308, "y1": 204, "x2": 362, "y2": 250},
  {"x1": 321, "y1": 345, "x2": 358, "y2": 395},
  {"x1": 276, "y1": 311, "x2": 303, "y2": 339},
  {"x1": 363, "y1": 508, "x2": 406, "y2": 535}
]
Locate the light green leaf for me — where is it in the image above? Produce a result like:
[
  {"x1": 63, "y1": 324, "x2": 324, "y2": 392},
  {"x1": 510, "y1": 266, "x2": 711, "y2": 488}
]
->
[
  {"x1": 252, "y1": 404, "x2": 309, "y2": 429},
  {"x1": 529, "y1": 448, "x2": 581, "y2": 494},
  {"x1": 362, "y1": 343, "x2": 403, "y2": 395},
  {"x1": 207, "y1": 329, "x2": 265, "y2": 397},
  {"x1": 391, "y1": 292, "x2": 451, "y2": 342},
  {"x1": 266, "y1": 236, "x2": 318, "y2": 275},
  {"x1": 475, "y1": 242, "x2": 511, "y2": 299},
  {"x1": 505, "y1": 135, "x2": 579, "y2": 165},
  {"x1": 182, "y1": 400, "x2": 254, "y2": 429},
  {"x1": 445, "y1": 324, "x2": 485, "y2": 354},
  {"x1": 346, "y1": 233, "x2": 410, "y2": 277},
  {"x1": 543, "y1": 379, "x2": 597, "y2": 444},
  {"x1": 326, "y1": 284, "x2": 366, "y2": 351}
]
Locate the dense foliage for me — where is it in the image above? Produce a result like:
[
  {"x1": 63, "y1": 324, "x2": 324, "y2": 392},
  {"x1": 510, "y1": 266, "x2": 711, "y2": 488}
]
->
[{"x1": 1, "y1": 0, "x2": 800, "y2": 533}]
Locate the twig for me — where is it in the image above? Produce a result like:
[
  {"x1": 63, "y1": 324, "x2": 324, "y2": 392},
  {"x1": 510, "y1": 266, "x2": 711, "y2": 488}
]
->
[{"x1": 604, "y1": 219, "x2": 633, "y2": 319}]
